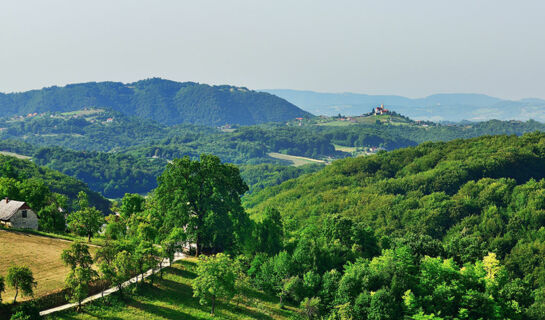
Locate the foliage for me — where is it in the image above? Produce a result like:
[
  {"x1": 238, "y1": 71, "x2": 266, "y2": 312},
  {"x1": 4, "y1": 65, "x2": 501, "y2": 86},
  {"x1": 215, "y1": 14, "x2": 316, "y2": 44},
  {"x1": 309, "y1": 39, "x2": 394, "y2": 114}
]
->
[
  {"x1": 0, "y1": 154, "x2": 110, "y2": 213},
  {"x1": 9, "y1": 302, "x2": 40, "y2": 320},
  {"x1": 251, "y1": 207, "x2": 284, "y2": 255},
  {"x1": 66, "y1": 192, "x2": 105, "y2": 241},
  {"x1": 33, "y1": 147, "x2": 166, "y2": 198},
  {"x1": 61, "y1": 242, "x2": 97, "y2": 309},
  {"x1": 300, "y1": 296, "x2": 321, "y2": 319},
  {"x1": 242, "y1": 133, "x2": 545, "y2": 319},
  {"x1": 155, "y1": 154, "x2": 250, "y2": 255},
  {"x1": 193, "y1": 254, "x2": 236, "y2": 315},
  {"x1": 6, "y1": 266, "x2": 36, "y2": 304}
]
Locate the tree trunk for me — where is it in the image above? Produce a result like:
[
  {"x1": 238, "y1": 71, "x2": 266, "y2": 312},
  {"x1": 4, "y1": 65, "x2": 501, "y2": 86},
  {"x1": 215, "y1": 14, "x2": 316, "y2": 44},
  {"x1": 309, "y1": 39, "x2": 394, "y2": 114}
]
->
[
  {"x1": 211, "y1": 295, "x2": 216, "y2": 316},
  {"x1": 195, "y1": 235, "x2": 200, "y2": 257},
  {"x1": 13, "y1": 287, "x2": 18, "y2": 304},
  {"x1": 88, "y1": 233, "x2": 92, "y2": 242}
]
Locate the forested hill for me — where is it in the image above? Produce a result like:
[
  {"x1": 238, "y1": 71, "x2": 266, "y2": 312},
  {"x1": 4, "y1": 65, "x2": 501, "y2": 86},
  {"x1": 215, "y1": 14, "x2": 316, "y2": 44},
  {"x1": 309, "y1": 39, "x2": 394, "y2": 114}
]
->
[
  {"x1": 0, "y1": 78, "x2": 311, "y2": 126},
  {"x1": 245, "y1": 133, "x2": 545, "y2": 238},
  {"x1": 242, "y1": 133, "x2": 545, "y2": 317},
  {"x1": 0, "y1": 155, "x2": 110, "y2": 213}
]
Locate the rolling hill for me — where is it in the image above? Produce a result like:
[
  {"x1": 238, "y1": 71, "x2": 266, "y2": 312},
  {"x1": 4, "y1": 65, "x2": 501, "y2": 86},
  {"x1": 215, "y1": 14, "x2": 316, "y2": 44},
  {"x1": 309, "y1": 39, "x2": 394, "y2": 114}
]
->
[
  {"x1": 265, "y1": 89, "x2": 545, "y2": 122},
  {"x1": 0, "y1": 154, "x2": 110, "y2": 212},
  {"x1": 0, "y1": 78, "x2": 311, "y2": 126},
  {"x1": 244, "y1": 132, "x2": 545, "y2": 236}
]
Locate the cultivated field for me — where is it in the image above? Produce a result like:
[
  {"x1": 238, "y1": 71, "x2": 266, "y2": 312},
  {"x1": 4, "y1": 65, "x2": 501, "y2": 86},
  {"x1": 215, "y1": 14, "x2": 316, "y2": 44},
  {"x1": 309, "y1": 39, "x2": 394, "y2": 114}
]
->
[
  {"x1": 267, "y1": 152, "x2": 325, "y2": 167},
  {"x1": 0, "y1": 151, "x2": 31, "y2": 160},
  {"x1": 59, "y1": 108, "x2": 104, "y2": 117},
  {"x1": 333, "y1": 144, "x2": 357, "y2": 153},
  {"x1": 47, "y1": 259, "x2": 298, "y2": 320},
  {"x1": 0, "y1": 230, "x2": 95, "y2": 303}
]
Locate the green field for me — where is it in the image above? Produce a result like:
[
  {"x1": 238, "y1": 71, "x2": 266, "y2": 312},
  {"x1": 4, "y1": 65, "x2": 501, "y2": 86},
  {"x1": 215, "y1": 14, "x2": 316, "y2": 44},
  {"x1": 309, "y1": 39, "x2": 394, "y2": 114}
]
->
[
  {"x1": 332, "y1": 144, "x2": 357, "y2": 153},
  {"x1": 59, "y1": 108, "x2": 104, "y2": 117},
  {"x1": 47, "y1": 259, "x2": 298, "y2": 320},
  {"x1": 315, "y1": 120, "x2": 355, "y2": 127},
  {"x1": 0, "y1": 151, "x2": 31, "y2": 159},
  {"x1": 267, "y1": 152, "x2": 325, "y2": 166}
]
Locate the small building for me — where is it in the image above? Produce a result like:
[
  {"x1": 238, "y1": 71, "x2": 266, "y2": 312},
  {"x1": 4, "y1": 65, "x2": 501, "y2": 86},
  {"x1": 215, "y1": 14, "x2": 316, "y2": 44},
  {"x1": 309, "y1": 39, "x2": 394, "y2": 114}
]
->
[
  {"x1": 0, "y1": 198, "x2": 38, "y2": 230},
  {"x1": 373, "y1": 104, "x2": 390, "y2": 115}
]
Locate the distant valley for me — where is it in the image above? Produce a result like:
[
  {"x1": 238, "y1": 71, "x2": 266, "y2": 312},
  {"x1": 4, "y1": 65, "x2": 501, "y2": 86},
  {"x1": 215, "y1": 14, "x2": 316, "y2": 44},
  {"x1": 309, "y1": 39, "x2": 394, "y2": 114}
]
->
[{"x1": 265, "y1": 89, "x2": 545, "y2": 122}]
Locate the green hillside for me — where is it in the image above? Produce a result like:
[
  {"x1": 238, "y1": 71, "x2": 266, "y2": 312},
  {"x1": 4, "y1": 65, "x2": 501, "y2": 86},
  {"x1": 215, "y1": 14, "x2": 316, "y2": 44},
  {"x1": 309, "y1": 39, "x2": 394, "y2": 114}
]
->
[
  {"x1": 0, "y1": 78, "x2": 311, "y2": 126},
  {"x1": 241, "y1": 133, "x2": 545, "y2": 318},
  {"x1": 245, "y1": 132, "x2": 545, "y2": 234},
  {"x1": 0, "y1": 154, "x2": 110, "y2": 213},
  {"x1": 46, "y1": 259, "x2": 298, "y2": 320}
]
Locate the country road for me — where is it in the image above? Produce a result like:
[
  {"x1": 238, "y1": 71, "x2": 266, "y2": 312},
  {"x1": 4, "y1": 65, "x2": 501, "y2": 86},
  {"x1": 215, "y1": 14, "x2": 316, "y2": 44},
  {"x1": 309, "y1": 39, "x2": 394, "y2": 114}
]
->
[{"x1": 39, "y1": 252, "x2": 187, "y2": 317}]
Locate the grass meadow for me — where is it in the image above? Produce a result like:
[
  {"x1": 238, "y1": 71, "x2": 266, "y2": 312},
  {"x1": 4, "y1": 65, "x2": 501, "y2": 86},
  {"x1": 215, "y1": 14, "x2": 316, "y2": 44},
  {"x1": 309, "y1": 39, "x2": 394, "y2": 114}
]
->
[
  {"x1": 46, "y1": 259, "x2": 298, "y2": 320},
  {"x1": 0, "y1": 230, "x2": 97, "y2": 303}
]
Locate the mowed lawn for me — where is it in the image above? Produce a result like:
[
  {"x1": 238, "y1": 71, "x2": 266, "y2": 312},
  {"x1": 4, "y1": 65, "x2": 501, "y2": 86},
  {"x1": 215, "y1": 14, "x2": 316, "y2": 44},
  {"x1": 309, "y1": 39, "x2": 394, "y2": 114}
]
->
[
  {"x1": 47, "y1": 259, "x2": 298, "y2": 320},
  {"x1": 0, "y1": 230, "x2": 94, "y2": 303}
]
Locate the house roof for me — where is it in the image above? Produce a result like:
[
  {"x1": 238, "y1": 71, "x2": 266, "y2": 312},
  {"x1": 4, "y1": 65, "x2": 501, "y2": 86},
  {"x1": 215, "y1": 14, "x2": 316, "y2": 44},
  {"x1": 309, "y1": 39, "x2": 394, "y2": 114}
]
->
[{"x1": 0, "y1": 199, "x2": 28, "y2": 221}]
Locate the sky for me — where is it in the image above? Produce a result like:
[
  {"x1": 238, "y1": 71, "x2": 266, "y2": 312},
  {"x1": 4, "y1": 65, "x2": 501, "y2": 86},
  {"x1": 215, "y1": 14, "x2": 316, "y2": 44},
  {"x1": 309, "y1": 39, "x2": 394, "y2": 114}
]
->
[{"x1": 1, "y1": 0, "x2": 544, "y2": 99}]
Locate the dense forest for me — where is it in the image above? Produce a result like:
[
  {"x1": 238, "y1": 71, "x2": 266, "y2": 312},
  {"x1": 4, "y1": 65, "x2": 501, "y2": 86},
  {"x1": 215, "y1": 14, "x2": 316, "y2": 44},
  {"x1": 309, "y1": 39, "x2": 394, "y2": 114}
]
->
[
  {"x1": 241, "y1": 133, "x2": 545, "y2": 318},
  {"x1": 0, "y1": 155, "x2": 110, "y2": 214},
  {"x1": 0, "y1": 78, "x2": 311, "y2": 126}
]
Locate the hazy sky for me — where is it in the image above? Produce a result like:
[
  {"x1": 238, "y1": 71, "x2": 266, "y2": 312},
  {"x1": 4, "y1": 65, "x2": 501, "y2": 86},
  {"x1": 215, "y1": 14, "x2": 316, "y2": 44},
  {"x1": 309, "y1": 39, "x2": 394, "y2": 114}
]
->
[{"x1": 1, "y1": 0, "x2": 544, "y2": 99}]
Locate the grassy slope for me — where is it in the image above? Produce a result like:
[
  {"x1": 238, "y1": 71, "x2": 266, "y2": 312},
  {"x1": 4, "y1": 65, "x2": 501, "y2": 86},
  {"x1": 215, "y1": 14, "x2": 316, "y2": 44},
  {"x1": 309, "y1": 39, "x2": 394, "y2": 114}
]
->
[
  {"x1": 0, "y1": 230, "x2": 96, "y2": 303},
  {"x1": 47, "y1": 259, "x2": 298, "y2": 320},
  {"x1": 0, "y1": 151, "x2": 31, "y2": 159},
  {"x1": 267, "y1": 152, "x2": 325, "y2": 167}
]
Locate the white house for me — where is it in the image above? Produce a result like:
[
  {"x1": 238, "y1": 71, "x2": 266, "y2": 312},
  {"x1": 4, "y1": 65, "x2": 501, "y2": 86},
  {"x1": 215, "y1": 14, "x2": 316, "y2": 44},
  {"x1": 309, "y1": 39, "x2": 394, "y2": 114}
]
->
[{"x1": 0, "y1": 198, "x2": 38, "y2": 230}]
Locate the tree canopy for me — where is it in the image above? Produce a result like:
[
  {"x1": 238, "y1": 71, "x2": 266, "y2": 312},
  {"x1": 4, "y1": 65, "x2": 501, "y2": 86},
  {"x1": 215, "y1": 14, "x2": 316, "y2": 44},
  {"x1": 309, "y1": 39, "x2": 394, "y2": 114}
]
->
[{"x1": 155, "y1": 154, "x2": 250, "y2": 255}]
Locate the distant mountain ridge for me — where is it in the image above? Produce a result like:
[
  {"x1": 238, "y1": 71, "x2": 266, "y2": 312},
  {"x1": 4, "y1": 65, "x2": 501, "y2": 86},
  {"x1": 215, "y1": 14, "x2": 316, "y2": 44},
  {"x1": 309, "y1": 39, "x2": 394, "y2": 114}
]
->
[
  {"x1": 0, "y1": 79, "x2": 311, "y2": 126},
  {"x1": 264, "y1": 89, "x2": 545, "y2": 122}
]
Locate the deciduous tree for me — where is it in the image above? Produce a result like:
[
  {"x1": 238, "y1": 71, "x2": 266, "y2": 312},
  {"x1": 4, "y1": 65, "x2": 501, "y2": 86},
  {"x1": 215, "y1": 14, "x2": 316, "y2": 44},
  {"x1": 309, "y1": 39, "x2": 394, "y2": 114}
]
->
[
  {"x1": 155, "y1": 154, "x2": 249, "y2": 255},
  {"x1": 61, "y1": 242, "x2": 97, "y2": 310},
  {"x1": 6, "y1": 266, "x2": 36, "y2": 304},
  {"x1": 67, "y1": 191, "x2": 104, "y2": 242},
  {"x1": 193, "y1": 253, "x2": 236, "y2": 315}
]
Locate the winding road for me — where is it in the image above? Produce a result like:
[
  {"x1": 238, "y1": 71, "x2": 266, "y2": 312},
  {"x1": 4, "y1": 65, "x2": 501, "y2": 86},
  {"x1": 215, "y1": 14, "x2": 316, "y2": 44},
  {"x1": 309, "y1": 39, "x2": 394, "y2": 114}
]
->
[{"x1": 39, "y1": 252, "x2": 187, "y2": 317}]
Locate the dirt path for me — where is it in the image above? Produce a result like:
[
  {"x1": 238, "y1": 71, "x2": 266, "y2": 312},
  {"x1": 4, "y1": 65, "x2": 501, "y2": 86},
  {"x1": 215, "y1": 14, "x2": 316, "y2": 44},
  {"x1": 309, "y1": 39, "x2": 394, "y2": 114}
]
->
[{"x1": 39, "y1": 252, "x2": 187, "y2": 317}]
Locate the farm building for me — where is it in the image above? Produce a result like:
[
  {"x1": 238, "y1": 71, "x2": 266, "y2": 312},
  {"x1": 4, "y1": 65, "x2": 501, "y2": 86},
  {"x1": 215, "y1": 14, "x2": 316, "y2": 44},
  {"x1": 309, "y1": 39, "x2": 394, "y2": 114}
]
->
[{"x1": 0, "y1": 198, "x2": 38, "y2": 230}]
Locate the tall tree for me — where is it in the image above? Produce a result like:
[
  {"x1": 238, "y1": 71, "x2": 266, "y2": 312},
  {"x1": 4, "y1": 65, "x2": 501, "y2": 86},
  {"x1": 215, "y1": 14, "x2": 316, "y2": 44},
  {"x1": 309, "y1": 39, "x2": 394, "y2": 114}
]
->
[
  {"x1": 67, "y1": 191, "x2": 105, "y2": 242},
  {"x1": 155, "y1": 154, "x2": 249, "y2": 255},
  {"x1": 61, "y1": 242, "x2": 97, "y2": 311},
  {"x1": 6, "y1": 266, "x2": 36, "y2": 304}
]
